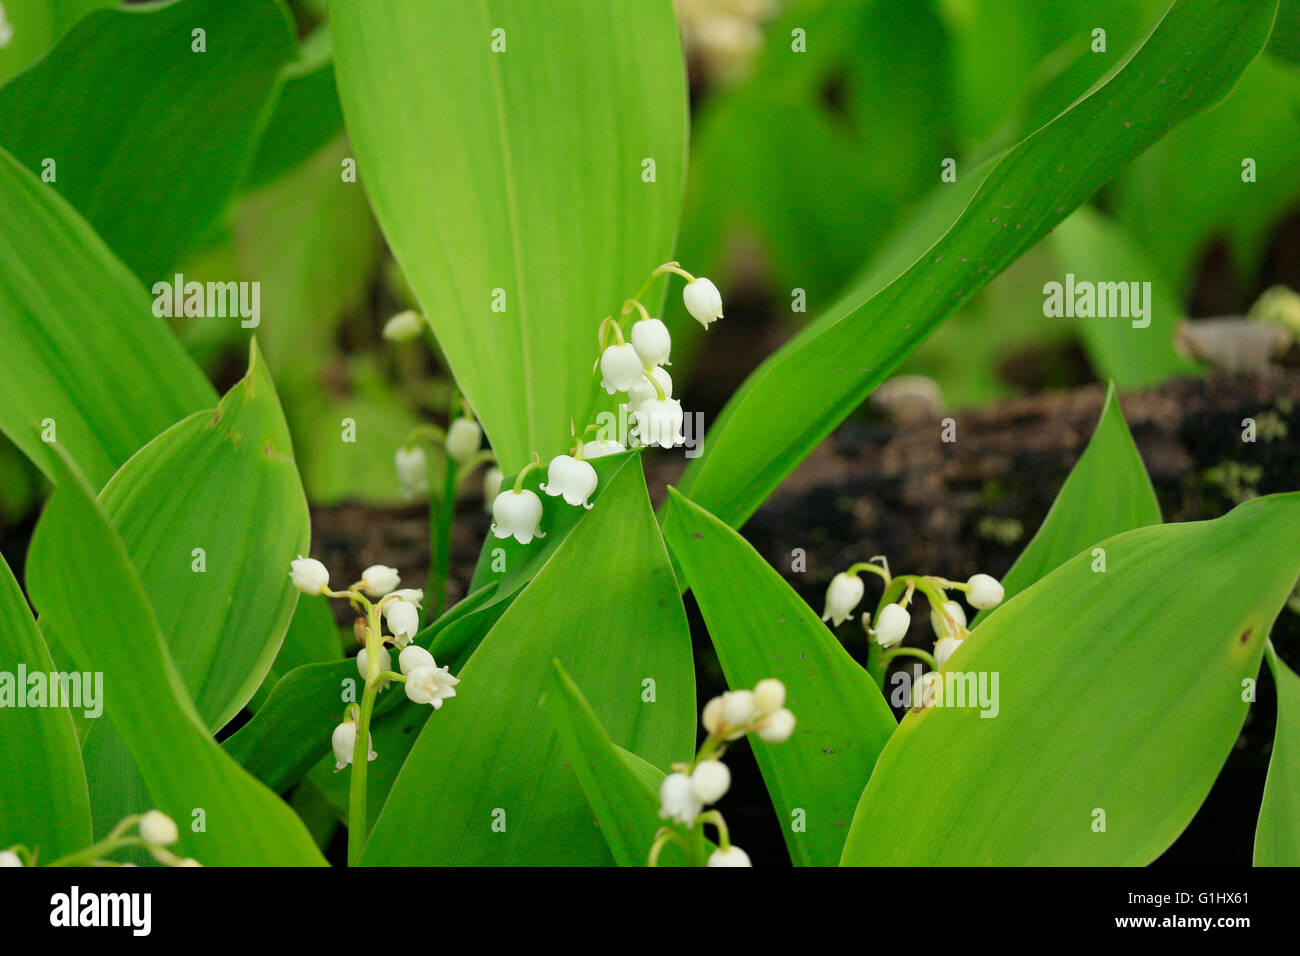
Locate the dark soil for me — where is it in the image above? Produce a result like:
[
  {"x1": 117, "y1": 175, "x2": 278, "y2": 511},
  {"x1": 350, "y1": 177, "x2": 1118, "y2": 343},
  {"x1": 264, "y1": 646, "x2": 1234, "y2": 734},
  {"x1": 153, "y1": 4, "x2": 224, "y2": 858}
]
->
[{"x1": 309, "y1": 367, "x2": 1300, "y2": 867}]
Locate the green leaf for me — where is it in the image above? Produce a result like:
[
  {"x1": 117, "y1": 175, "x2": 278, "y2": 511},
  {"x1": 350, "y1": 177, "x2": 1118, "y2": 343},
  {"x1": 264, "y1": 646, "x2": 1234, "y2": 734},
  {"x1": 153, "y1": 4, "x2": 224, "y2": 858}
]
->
[
  {"x1": 25, "y1": 449, "x2": 326, "y2": 866},
  {"x1": 662, "y1": 489, "x2": 897, "y2": 866},
  {"x1": 993, "y1": 382, "x2": 1162, "y2": 608},
  {"x1": 361, "y1": 460, "x2": 695, "y2": 865},
  {"x1": 0, "y1": 551, "x2": 91, "y2": 860},
  {"x1": 541, "y1": 660, "x2": 690, "y2": 867},
  {"x1": 841, "y1": 492, "x2": 1300, "y2": 865},
  {"x1": 0, "y1": 0, "x2": 296, "y2": 281},
  {"x1": 244, "y1": 26, "x2": 344, "y2": 187},
  {"x1": 0, "y1": 145, "x2": 216, "y2": 489},
  {"x1": 330, "y1": 0, "x2": 687, "y2": 473},
  {"x1": 1256, "y1": 643, "x2": 1300, "y2": 865},
  {"x1": 249, "y1": 594, "x2": 341, "y2": 712},
  {"x1": 676, "y1": 0, "x2": 1279, "y2": 530},
  {"x1": 0, "y1": 0, "x2": 112, "y2": 86},
  {"x1": 92, "y1": 340, "x2": 308, "y2": 732}
]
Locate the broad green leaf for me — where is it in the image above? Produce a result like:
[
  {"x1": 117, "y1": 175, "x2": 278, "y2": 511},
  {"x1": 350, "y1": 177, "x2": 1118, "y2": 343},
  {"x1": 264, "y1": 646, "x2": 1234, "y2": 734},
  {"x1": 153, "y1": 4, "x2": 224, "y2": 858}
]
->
[
  {"x1": 25, "y1": 449, "x2": 326, "y2": 866},
  {"x1": 362, "y1": 460, "x2": 695, "y2": 865},
  {"x1": 330, "y1": 0, "x2": 687, "y2": 473},
  {"x1": 541, "y1": 661, "x2": 689, "y2": 867},
  {"x1": 93, "y1": 340, "x2": 308, "y2": 732},
  {"x1": 0, "y1": 0, "x2": 296, "y2": 281},
  {"x1": 841, "y1": 492, "x2": 1300, "y2": 866},
  {"x1": 676, "y1": 0, "x2": 1279, "y2": 530},
  {"x1": 662, "y1": 489, "x2": 896, "y2": 866},
  {"x1": 992, "y1": 382, "x2": 1161, "y2": 607},
  {"x1": 1114, "y1": 55, "x2": 1300, "y2": 291},
  {"x1": 0, "y1": 0, "x2": 112, "y2": 86},
  {"x1": 0, "y1": 551, "x2": 91, "y2": 860},
  {"x1": 245, "y1": 26, "x2": 344, "y2": 187},
  {"x1": 0, "y1": 146, "x2": 216, "y2": 489},
  {"x1": 249, "y1": 594, "x2": 341, "y2": 712},
  {"x1": 1256, "y1": 643, "x2": 1300, "y2": 865}
]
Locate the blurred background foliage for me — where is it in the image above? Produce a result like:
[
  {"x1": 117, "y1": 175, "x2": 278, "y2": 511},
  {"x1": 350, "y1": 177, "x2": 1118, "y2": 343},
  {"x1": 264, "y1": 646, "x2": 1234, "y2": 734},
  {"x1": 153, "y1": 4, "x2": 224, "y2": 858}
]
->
[{"x1": 0, "y1": 0, "x2": 1297, "y2": 530}]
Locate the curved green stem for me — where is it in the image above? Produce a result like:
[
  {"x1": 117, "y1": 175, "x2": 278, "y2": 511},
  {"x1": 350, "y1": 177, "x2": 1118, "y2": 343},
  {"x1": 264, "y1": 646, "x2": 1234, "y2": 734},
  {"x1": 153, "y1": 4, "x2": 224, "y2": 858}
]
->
[
  {"x1": 512, "y1": 453, "x2": 544, "y2": 493},
  {"x1": 427, "y1": 457, "x2": 457, "y2": 617}
]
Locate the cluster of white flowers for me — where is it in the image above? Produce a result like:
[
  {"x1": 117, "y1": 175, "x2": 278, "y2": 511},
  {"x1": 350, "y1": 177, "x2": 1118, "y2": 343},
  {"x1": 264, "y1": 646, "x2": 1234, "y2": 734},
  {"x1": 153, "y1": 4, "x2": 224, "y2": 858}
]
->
[
  {"x1": 651, "y1": 677, "x2": 793, "y2": 868},
  {"x1": 490, "y1": 261, "x2": 724, "y2": 546},
  {"x1": 290, "y1": 558, "x2": 460, "y2": 770},
  {"x1": 820, "y1": 558, "x2": 1004, "y2": 707},
  {"x1": 2, "y1": 810, "x2": 199, "y2": 867}
]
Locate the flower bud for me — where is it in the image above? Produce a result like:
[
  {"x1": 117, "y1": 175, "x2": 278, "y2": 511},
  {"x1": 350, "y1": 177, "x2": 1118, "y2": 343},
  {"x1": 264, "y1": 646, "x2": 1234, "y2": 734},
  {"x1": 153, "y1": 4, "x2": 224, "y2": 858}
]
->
[
  {"x1": 628, "y1": 366, "x2": 672, "y2": 409},
  {"x1": 540, "y1": 454, "x2": 598, "y2": 509},
  {"x1": 929, "y1": 599, "x2": 967, "y2": 640},
  {"x1": 490, "y1": 488, "x2": 545, "y2": 544},
  {"x1": 382, "y1": 309, "x2": 424, "y2": 342},
  {"x1": 657, "y1": 772, "x2": 701, "y2": 826},
  {"x1": 394, "y1": 445, "x2": 428, "y2": 497},
  {"x1": 752, "y1": 678, "x2": 786, "y2": 714},
  {"x1": 289, "y1": 556, "x2": 329, "y2": 595},
  {"x1": 0, "y1": 850, "x2": 22, "y2": 867},
  {"x1": 631, "y1": 318, "x2": 672, "y2": 366},
  {"x1": 722, "y1": 689, "x2": 757, "y2": 727},
  {"x1": 966, "y1": 573, "x2": 1005, "y2": 609},
  {"x1": 600, "y1": 342, "x2": 645, "y2": 394},
  {"x1": 357, "y1": 645, "x2": 392, "y2": 684},
  {"x1": 933, "y1": 636, "x2": 963, "y2": 669},
  {"x1": 701, "y1": 695, "x2": 726, "y2": 735},
  {"x1": 384, "y1": 598, "x2": 420, "y2": 643},
  {"x1": 821, "y1": 572, "x2": 864, "y2": 626},
  {"x1": 708, "y1": 845, "x2": 752, "y2": 867},
  {"x1": 445, "y1": 418, "x2": 482, "y2": 465},
  {"x1": 691, "y1": 760, "x2": 731, "y2": 804},
  {"x1": 138, "y1": 810, "x2": 179, "y2": 847},
  {"x1": 683, "y1": 276, "x2": 724, "y2": 328},
  {"x1": 756, "y1": 707, "x2": 796, "y2": 743},
  {"x1": 873, "y1": 602, "x2": 910, "y2": 648},
  {"x1": 482, "y1": 466, "x2": 503, "y2": 511},
  {"x1": 361, "y1": 564, "x2": 401, "y2": 597},
  {"x1": 398, "y1": 644, "x2": 435, "y2": 675}
]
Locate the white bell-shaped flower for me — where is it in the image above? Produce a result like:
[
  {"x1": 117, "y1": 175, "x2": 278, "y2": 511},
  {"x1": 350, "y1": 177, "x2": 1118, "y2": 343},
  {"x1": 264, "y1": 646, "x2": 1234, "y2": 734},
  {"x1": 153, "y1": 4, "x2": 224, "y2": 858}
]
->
[
  {"x1": 600, "y1": 342, "x2": 645, "y2": 394},
  {"x1": 383, "y1": 598, "x2": 420, "y2": 644},
  {"x1": 540, "y1": 454, "x2": 598, "y2": 509},
  {"x1": 0, "y1": 851, "x2": 22, "y2": 867},
  {"x1": 390, "y1": 588, "x2": 424, "y2": 609},
  {"x1": 138, "y1": 810, "x2": 179, "y2": 847},
  {"x1": 683, "y1": 276, "x2": 723, "y2": 328},
  {"x1": 967, "y1": 573, "x2": 1005, "y2": 609},
  {"x1": 701, "y1": 695, "x2": 725, "y2": 735},
  {"x1": 722, "y1": 689, "x2": 758, "y2": 727},
  {"x1": 394, "y1": 445, "x2": 428, "y2": 497},
  {"x1": 404, "y1": 663, "x2": 459, "y2": 709},
  {"x1": 929, "y1": 599, "x2": 967, "y2": 640},
  {"x1": 632, "y1": 397, "x2": 684, "y2": 448},
  {"x1": 821, "y1": 572, "x2": 864, "y2": 626},
  {"x1": 658, "y1": 772, "x2": 701, "y2": 826},
  {"x1": 756, "y1": 708, "x2": 796, "y2": 743},
  {"x1": 912, "y1": 671, "x2": 943, "y2": 709},
  {"x1": 289, "y1": 556, "x2": 329, "y2": 595},
  {"x1": 628, "y1": 366, "x2": 672, "y2": 410},
  {"x1": 445, "y1": 418, "x2": 482, "y2": 465},
  {"x1": 933, "y1": 636, "x2": 963, "y2": 669},
  {"x1": 331, "y1": 721, "x2": 376, "y2": 771},
  {"x1": 398, "y1": 644, "x2": 435, "y2": 676},
  {"x1": 583, "y1": 439, "x2": 626, "y2": 459},
  {"x1": 873, "y1": 602, "x2": 910, "y2": 648},
  {"x1": 491, "y1": 488, "x2": 546, "y2": 544},
  {"x1": 360, "y1": 564, "x2": 401, "y2": 597},
  {"x1": 631, "y1": 318, "x2": 672, "y2": 366},
  {"x1": 690, "y1": 760, "x2": 731, "y2": 804},
  {"x1": 708, "y1": 845, "x2": 752, "y2": 867}
]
